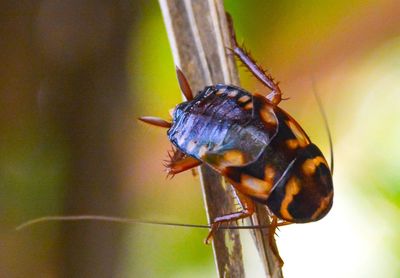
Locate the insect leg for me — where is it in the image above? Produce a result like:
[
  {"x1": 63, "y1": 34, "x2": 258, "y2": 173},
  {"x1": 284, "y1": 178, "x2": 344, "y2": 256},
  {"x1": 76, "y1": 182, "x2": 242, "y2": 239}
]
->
[
  {"x1": 268, "y1": 216, "x2": 285, "y2": 267},
  {"x1": 176, "y1": 66, "x2": 194, "y2": 101},
  {"x1": 165, "y1": 155, "x2": 202, "y2": 177},
  {"x1": 205, "y1": 191, "x2": 255, "y2": 244},
  {"x1": 225, "y1": 13, "x2": 282, "y2": 105},
  {"x1": 138, "y1": 116, "x2": 172, "y2": 128}
]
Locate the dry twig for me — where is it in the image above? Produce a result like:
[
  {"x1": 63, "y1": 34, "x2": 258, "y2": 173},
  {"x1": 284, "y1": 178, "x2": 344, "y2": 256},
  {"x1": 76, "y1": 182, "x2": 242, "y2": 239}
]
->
[{"x1": 159, "y1": 1, "x2": 283, "y2": 276}]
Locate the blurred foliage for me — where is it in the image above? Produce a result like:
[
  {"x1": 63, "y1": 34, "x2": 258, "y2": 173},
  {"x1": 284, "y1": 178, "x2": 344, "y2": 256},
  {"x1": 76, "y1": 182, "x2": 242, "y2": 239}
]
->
[{"x1": 2, "y1": 0, "x2": 400, "y2": 277}]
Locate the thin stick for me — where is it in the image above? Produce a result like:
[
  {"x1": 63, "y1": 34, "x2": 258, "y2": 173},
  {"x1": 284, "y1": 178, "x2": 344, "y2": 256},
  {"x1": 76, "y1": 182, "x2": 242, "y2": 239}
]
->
[
  {"x1": 158, "y1": 1, "x2": 283, "y2": 277},
  {"x1": 159, "y1": 2, "x2": 244, "y2": 275}
]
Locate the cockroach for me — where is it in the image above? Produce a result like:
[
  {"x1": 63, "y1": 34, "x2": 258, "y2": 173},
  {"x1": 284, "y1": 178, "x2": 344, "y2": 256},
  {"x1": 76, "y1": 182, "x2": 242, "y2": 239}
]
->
[{"x1": 139, "y1": 13, "x2": 334, "y2": 252}]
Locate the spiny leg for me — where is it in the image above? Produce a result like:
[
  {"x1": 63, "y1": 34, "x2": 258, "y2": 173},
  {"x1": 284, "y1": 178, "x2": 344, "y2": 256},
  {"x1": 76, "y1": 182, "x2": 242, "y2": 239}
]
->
[
  {"x1": 176, "y1": 66, "x2": 194, "y2": 101},
  {"x1": 165, "y1": 154, "x2": 202, "y2": 178},
  {"x1": 225, "y1": 13, "x2": 282, "y2": 105},
  {"x1": 268, "y1": 217, "x2": 293, "y2": 267},
  {"x1": 205, "y1": 190, "x2": 255, "y2": 244},
  {"x1": 138, "y1": 116, "x2": 172, "y2": 128},
  {"x1": 268, "y1": 216, "x2": 285, "y2": 267}
]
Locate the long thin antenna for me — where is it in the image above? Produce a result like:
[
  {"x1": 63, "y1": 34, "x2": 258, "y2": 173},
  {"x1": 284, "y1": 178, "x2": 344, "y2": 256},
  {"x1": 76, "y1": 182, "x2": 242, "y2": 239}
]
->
[
  {"x1": 16, "y1": 215, "x2": 277, "y2": 231},
  {"x1": 138, "y1": 116, "x2": 172, "y2": 128},
  {"x1": 312, "y1": 80, "x2": 334, "y2": 175}
]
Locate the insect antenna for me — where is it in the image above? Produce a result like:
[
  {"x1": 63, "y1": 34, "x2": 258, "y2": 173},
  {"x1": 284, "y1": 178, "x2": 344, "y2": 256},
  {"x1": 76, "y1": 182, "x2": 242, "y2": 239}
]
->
[
  {"x1": 175, "y1": 66, "x2": 194, "y2": 101},
  {"x1": 138, "y1": 116, "x2": 172, "y2": 128},
  {"x1": 16, "y1": 215, "x2": 275, "y2": 231},
  {"x1": 312, "y1": 81, "x2": 334, "y2": 175}
]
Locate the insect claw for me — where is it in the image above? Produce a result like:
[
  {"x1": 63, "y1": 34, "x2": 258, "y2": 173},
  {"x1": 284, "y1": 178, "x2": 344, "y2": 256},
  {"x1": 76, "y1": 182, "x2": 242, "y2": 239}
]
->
[
  {"x1": 191, "y1": 168, "x2": 198, "y2": 177},
  {"x1": 205, "y1": 222, "x2": 222, "y2": 244},
  {"x1": 225, "y1": 47, "x2": 235, "y2": 56},
  {"x1": 166, "y1": 171, "x2": 175, "y2": 180},
  {"x1": 204, "y1": 234, "x2": 213, "y2": 245}
]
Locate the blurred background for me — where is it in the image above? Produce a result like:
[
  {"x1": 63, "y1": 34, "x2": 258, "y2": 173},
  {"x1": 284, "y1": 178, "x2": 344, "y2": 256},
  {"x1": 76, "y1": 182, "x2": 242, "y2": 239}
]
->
[{"x1": 1, "y1": 0, "x2": 400, "y2": 277}]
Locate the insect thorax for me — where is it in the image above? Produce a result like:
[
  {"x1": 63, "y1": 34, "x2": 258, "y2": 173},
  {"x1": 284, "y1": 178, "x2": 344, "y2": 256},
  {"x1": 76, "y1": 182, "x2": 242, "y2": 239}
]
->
[{"x1": 167, "y1": 85, "x2": 272, "y2": 163}]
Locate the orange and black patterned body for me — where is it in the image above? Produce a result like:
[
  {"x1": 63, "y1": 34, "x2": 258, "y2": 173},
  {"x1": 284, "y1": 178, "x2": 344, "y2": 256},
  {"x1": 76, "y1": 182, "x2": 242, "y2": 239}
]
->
[{"x1": 168, "y1": 84, "x2": 333, "y2": 223}]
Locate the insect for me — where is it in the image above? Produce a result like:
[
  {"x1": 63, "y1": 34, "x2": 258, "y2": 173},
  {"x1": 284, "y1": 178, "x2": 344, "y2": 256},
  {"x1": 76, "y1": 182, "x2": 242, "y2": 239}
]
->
[{"x1": 139, "y1": 13, "x2": 333, "y2": 254}]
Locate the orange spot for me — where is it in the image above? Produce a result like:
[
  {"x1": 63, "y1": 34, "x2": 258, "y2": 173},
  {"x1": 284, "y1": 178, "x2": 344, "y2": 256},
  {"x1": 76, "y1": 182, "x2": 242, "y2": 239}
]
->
[
  {"x1": 280, "y1": 177, "x2": 301, "y2": 221},
  {"x1": 286, "y1": 120, "x2": 309, "y2": 147},
  {"x1": 302, "y1": 156, "x2": 328, "y2": 175},
  {"x1": 216, "y1": 89, "x2": 224, "y2": 95},
  {"x1": 260, "y1": 105, "x2": 277, "y2": 126},
  {"x1": 238, "y1": 95, "x2": 251, "y2": 103},
  {"x1": 222, "y1": 150, "x2": 245, "y2": 166},
  {"x1": 202, "y1": 149, "x2": 246, "y2": 171},
  {"x1": 311, "y1": 192, "x2": 333, "y2": 220},
  {"x1": 264, "y1": 165, "x2": 275, "y2": 184},
  {"x1": 286, "y1": 139, "x2": 299, "y2": 149},
  {"x1": 244, "y1": 102, "x2": 253, "y2": 110},
  {"x1": 241, "y1": 174, "x2": 272, "y2": 199}
]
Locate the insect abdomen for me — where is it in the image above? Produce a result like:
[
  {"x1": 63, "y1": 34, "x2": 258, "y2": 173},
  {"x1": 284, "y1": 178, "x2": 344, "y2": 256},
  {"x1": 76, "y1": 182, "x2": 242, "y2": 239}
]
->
[
  {"x1": 215, "y1": 104, "x2": 333, "y2": 222},
  {"x1": 266, "y1": 143, "x2": 333, "y2": 222}
]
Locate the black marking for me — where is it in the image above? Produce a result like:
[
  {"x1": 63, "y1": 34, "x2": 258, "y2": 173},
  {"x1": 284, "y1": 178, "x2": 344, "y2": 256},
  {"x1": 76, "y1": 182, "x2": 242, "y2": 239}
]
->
[{"x1": 266, "y1": 144, "x2": 333, "y2": 222}]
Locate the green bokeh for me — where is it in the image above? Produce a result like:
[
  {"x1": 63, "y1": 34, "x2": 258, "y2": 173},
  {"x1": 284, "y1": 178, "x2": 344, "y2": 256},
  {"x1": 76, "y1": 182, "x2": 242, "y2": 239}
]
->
[{"x1": 3, "y1": 0, "x2": 400, "y2": 277}]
